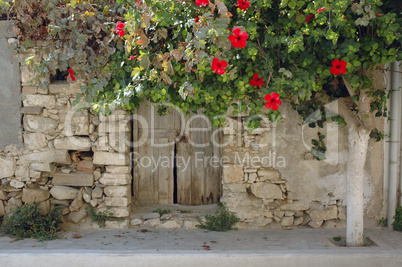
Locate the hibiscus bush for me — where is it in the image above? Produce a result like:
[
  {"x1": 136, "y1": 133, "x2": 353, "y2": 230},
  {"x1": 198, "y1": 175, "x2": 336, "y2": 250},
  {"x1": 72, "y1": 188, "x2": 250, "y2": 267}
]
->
[{"x1": 8, "y1": 0, "x2": 402, "y2": 134}]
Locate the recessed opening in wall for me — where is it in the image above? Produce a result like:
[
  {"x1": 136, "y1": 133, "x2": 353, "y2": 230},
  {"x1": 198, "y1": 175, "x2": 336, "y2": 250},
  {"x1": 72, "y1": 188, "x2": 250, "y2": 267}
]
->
[{"x1": 51, "y1": 69, "x2": 69, "y2": 82}]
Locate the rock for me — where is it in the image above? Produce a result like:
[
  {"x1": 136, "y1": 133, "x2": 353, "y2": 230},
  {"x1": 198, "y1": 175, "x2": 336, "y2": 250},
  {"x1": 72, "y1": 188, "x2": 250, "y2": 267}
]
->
[
  {"x1": 108, "y1": 207, "x2": 130, "y2": 217},
  {"x1": 223, "y1": 164, "x2": 243, "y2": 183},
  {"x1": 0, "y1": 200, "x2": 4, "y2": 217},
  {"x1": 142, "y1": 218, "x2": 160, "y2": 227},
  {"x1": 10, "y1": 180, "x2": 24, "y2": 189},
  {"x1": 285, "y1": 211, "x2": 295, "y2": 216},
  {"x1": 23, "y1": 95, "x2": 56, "y2": 109},
  {"x1": 0, "y1": 190, "x2": 6, "y2": 200},
  {"x1": 21, "y1": 106, "x2": 43, "y2": 115},
  {"x1": 92, "y1": 186, "x2": 103, "y2": 198},
  {"x1": 253, "y1": 217, "x2": 273, "y2": 227},
  {"x1": 67, "y1": 208, "x2": 87, "y2": 224},
  {"x1": 309, "y1": 205, "x2": 338, "y2": 221},
  {"x1": 93, "y1": 152, "x2": 129, "y2": 166},
  {"x1": 280, "y1": 202, "x2": 310, "y2": 211},
  {"x1": 263, "y1": 211, "x2": 273, "y2": 218},
  {"x1": 105, "y1": 219, "x2": 130, "y2": 229},
  {"x1": 0, "y1": 157, "x2": 14, "y2": 178},
  {"x1": 104, "y1": 197, "x2": 130, "y2": 207},
  {"x1": 60, "y1": 168, "x2": 72, "y2": 174},
  {"x1": 104, "y1": 186, "x2": 130, "y2": 197},
  {"x1": 77, "y1": 160, "x2": 94, "y2": 172},
  {"x1": 183, "y1": 220, "x2": 199, "y2": 229},
  {"x1": 281, "y1": 216, "x2": 294, "y2": 227},
  {"x1": 222, "y1": 184, "x2": 247, "y2": 193},
  {"x1": 38, "y1": 200, "x2": 50, "y2": 215},
  {"x1": 54, "y1": 137, "x2": 92, "y2": 151},
  {"x1": 49, "y1": 82, "x2": 82, "y2": 95},
  {"x1": 52, "y1": 171, "x2": 94, "y2": 187},
  {"x1": 50, "y1": 186, "x2": 79, "y2": 200},
  {"x1": 22, "y1": 188, "x2": 50, "y2": 203},
  {"x1": 160, "y1": 214, "x2": 171, "y2": 220},
  {"x1": 83, "y1": 191, "x2": 91, "y2": 203},
  {"x1": 23, "y1": 133, "x2": 47, "y2": 150},
  {"x1": 23, "y1": 115, "x2": 58, "y2": 133},
  {"x1": 89, "y1": 199, "x2": 99, "y2": 207},
  {"x1": 257, "y1": 168, "x2": 280, "y2": 181},
  {"x1": 30, "y1": 163, "x2": 56, "y2": 173},
  {"x1": 69, "y1": 188, "x2": 84, "y2": 212},
  {"x1": 20, "y1": 150, "x2": 72, "y2": 164},
  {"x1": 161, "y1": 220, "x2": 181, "y2": 229},
  {"x1": 142, "y1": 213, "x2": 160, "y2": 220},
  {"x1": 338, "y1": 206, "x2": 346, "y2": 220},
  {"x1": 250, "y1": 183, "x2": 283, "y2": 199},
  {"x1": 248, "y1": 173, "x2": 257, "y2": 183},
  {"x1": 131, "y1": 218, "x2": 144, "y2": 226},
  {"x1": 105, "y1": 166, "x2": 131, "y2": 174},
  {"x1": 51, "y1": 199, "x2": 70, "y2": 206},
  {"x1": 94, "y1": 169, "x2": 101, "y2": 181},
  {"x1": 274, "y1": 210, "x2": 285, "y2": 218},
  {"x1": 14, "y1": 165, "x2": 28, "y2": 180},
  {"x1": 8, "y1": 197, "x2": 23, "y2": 207},
  {"x1": 308, "y1": 220, "x2": 323, "y2": 228},
  {"x1": 293, "y1": 216, "x2": 304, "y2": 226},
  {"x1": 99, "y1": 173, "x2": 131, "y2": 186}
]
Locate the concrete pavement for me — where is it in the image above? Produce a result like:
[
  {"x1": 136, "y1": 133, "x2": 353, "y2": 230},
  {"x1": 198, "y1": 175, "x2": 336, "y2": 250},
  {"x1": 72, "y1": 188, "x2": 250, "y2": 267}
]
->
[{"x1": 0, "y1": 227, "x2": 401, "y2": 266}]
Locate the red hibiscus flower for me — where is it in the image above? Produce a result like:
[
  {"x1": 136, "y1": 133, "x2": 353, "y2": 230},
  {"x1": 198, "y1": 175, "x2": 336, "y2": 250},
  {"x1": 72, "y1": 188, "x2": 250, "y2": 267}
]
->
[
  {"x1": 236, "y1": 0, "x2": 250, "y2": 11},
  {"x1": 68, "y1": 68, "x2": 76, "y2": 81},
  {"x1": 228, "y1": 28, "x2": 248, "y2": 48},
  {"x1": 128, "y1": 56, "x2": 137, "y2": 60},
  {"x1": 116, "y1": 21, "x2": 125, "y2": 37},
  {"x1": 211, "y1": 58, "x2": 227, "y2": 75},
  {"x1": 304, "y1": 14, "x2": 315, "y2": 23},
  {"x1": 264, "y1": 92, "x2": 281, "y2": 110},
  {"x1": 330, "y1": 59, "x2": 347, "y2": 76},
  {"x1": 317, "y1": 7, "x2": 326, "y2": 13},
  {"x1": 249, "y1": 73, "x2": 264, "y2": 87},
  {"x1": 195, "y1": 14, "x2": 200, "y2": 22},
  {"x1": 195, "y1": 0, "x2": 208, "y2": 7}
]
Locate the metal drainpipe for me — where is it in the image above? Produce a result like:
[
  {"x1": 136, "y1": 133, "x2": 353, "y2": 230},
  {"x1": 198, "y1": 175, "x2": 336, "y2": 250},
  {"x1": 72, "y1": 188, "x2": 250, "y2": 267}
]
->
[{"x1": 387, "y1": 61, "x2": 401, "y2": 229}]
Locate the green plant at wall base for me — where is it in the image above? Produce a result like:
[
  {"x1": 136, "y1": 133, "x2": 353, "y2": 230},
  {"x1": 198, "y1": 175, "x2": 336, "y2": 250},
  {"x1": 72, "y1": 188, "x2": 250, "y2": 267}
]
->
[
  {"x1": 392, "y1": 207, "x2": 402, "y2": 231},
  {"x1": 379, "y1": 217, "x2": 387, "y2": 227},
  {"x1": 196, "y1": 202, "x2": 240, "y2": 232},
  {"x1": 85, "y1": 205, "x2": 114, "y2": 228},
  {"x1": 0, "y1": 203, "x2": 63, "y2": 241},
  {"x1": 152, "y1": 208, "x2": 170, "y2": 216}
]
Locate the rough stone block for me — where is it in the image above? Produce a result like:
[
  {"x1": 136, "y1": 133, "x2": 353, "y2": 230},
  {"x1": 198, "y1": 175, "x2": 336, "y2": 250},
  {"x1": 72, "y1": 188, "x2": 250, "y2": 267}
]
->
[
  {"x1": 104, "y1": 186, "x2": 130, "y2": 197},
  {"x1": 50, "y1": 185, "x2": 79, "y2": 200},
  {"x1": 10, "y1": 180, "x2": 24, "y2": 189},
  {"x1": 250, "y1": 183, "x2": 283, "y2": 200},
  {"x1": 77, "y1": 160, "x2": 94, "y2": 172},
  {"x1": 161, "y1": 220, "x2": 181, "y2": 229},
  {"x1": 68, "y1": 208, "x2": 87, "y2": 224},
  {"x1": 105, "y1": 219, "x2": 130, "y2": 229},
  {"x1": 39, "y1": 200, "x2": 50, "y2": 215},
  {"x1": 280, "y1": 216, "x2": 294, "y2": 227},
  {"x1": 142, "y1": 218, "x2": 160, "y2": 227},
  {"x1": 30, "y1": 162, "x2": 56, "y2": 173},
  {"x1": 309, "y1": 205, "x2": 338, "y2": 221},
  {"x1": 104, "y1": 197, "x2": 130, "y2": 207},
  {"x1": 0, "y1": 157, "x2": 15, "y2": 178},
  {"x1": 131, "y1": 218, "x2": 144, "y2": 226},
  {"x1": 52, "y1": 171, "x2": 94, "y2": 187},
  {"x1": 49, "y1": 82, "x2": 82, "y2": 95},
  {"x1": 280, "y1": 202, "x2": 310, "y2": 211},
  {"x1": 105, "y1": 166, "x2": 131, "y2": 174},
  {"x1": 21, "y1": 106, "x2": 43, "y2": 115},
  {"x1": 99, "y1": 173, "x2": 131, "y2": 186},
  {"x1": 257, "y1": 168, "x2": 281, "y2": 181},
  {"x1": 20, "y1": 150, "x2": 72, "y2": 164},
  {"x1": 53, "y1": 137, "x2": 92, "y2": 151},
  {"x1": 0, "y1": 190, "x2": 6, "y2": 200},
  {"x1": 0, "y1": 200, "x2": 4, "y2": 217},
  {"x1": 23, "y1": 115, "x2": 59, "y2": 133},
  {"x1": 23, "y1": 94, "x2": 56, "y2": 109},
  {"x1": 23, "y1": 133, "x2": 47, "y2": 150},
  {"x1": 109, "y1": 207, "x2": 130, "y2": 218},
  {"x1": 223, "y1": 164, "x2": 243, "y2": 184},
  {"x1": 91, "y1": 186, "x2": 103, "y2": 198},
  {"x1": 93, "y1": 152, "x2": 129, "y2": 166}
]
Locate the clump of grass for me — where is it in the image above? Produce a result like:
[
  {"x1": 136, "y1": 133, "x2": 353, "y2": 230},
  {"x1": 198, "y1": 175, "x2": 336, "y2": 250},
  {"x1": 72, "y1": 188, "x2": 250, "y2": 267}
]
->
[
  {"x1": 0, "y1": 203, "x2": 63, "y2": 241},
  {"x1": 393, "y1": 207, "x2": 402, "y2": 231},
  {"x1": 85, "y1": 205, "x2": 113, "y2": 228},
  {"x1": 196, "y1": 202, "x2": 239, "y2": 232},
  {"x1": 152, "y1": 208, "x2": 170, "y2": 216}
]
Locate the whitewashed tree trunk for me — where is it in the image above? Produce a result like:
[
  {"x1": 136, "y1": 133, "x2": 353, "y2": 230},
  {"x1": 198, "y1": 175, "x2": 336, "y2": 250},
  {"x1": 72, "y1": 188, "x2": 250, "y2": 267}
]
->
[{"x1": 346, "y1": 124, "x2": 370, "y2": 246}]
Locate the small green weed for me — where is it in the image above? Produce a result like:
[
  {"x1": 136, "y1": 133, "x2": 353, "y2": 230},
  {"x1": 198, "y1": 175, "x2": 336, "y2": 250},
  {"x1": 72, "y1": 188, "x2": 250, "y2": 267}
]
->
[
  {"x1": 393, "y1": 206, "x2": 402, "y2": 231},
  {"x1": 85, "y1": 205, "x2": 113, "y2": 228},
  {"x1": 179, "y1": 210, "x2": 193, "y2": 214},
  {"x1": 379, "y1": 217, "x2": 387, "y2": 227},
  {"x1": 0, "y1": 203, "x2": 63, "y2": 241},
  {"x1": 196, "y1": 202, "x2": 239, "y2": 232},
  {"x1": 152, "y1": 208, "x2": 170, "y2": 216},
  {"x1": 332, "y1": 236, "x2": 341, "y2": 242}
]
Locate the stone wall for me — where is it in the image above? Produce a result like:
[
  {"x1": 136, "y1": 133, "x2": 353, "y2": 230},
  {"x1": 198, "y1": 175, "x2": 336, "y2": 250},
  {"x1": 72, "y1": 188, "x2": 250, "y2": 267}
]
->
[
  {"x1": 221, "y1": 102, "x2": 384, "y2": 229},
  {"x1": 0, "y1": 30, "x2": 132, "y2": 228}
]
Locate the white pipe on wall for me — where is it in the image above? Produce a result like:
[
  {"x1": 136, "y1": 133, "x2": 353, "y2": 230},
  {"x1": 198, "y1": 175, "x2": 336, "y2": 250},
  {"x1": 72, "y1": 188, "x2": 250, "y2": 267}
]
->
[{"x1": 387, "y1": 61, "x2": 401, "y2": 229}]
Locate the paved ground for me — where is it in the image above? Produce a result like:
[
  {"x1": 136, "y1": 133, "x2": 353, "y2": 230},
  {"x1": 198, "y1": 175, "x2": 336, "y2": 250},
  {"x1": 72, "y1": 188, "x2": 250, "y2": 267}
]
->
[{"x1": 1, "y1": 227, "x2": 402, "y2": 266}]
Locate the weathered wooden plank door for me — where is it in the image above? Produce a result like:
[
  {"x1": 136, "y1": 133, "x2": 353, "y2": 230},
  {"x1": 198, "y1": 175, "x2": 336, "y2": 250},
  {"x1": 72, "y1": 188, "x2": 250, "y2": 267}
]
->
[{"x1": 133, "y1": 101, "x2": 221, "y2": 205}]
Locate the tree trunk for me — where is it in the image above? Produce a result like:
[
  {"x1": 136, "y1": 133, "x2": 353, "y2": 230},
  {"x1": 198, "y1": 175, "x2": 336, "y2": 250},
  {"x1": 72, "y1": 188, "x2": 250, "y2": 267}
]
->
[{"x1": 346, "y1": 124, "x2": 370, "y2": 246}]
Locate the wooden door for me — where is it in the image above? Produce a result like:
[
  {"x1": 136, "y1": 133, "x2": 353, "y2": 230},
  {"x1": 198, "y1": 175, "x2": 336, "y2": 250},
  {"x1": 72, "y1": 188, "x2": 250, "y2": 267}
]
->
[{"x1": 133, "y1": 101, "x2": 221, "y2": 205}]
